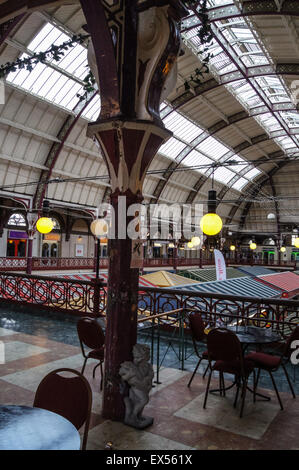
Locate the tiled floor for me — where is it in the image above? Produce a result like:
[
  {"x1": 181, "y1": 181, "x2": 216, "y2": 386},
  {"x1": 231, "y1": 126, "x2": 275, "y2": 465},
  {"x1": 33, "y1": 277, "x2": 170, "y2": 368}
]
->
[{"x1": 1, "y1": 317, "x2": 299, "y2": 450}]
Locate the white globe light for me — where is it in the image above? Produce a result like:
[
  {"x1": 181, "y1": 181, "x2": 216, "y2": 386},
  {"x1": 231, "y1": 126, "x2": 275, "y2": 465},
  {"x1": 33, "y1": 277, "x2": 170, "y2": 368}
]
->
[
  {"x1": 90, "y1": 219, "x2": 108, "y2": 238},
  {"x1": 267, "y1": 213, "x2": 276, "y2": 220},
  {"x1": 191, "y1": 236, "x2": 200, "y2": 247}
]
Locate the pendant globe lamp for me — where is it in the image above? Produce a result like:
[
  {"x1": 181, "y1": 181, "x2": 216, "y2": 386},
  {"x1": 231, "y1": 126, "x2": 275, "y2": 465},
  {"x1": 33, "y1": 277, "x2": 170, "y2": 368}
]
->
[
  {"x1": 200, "y1": 189, "x2": 223, "y2": 236},
  {"x1": 36, "y1": 199, "x2": 54, "y2": 234},
  {"x1": 90, "y1": 218, "x2": 109, "y2": 279}
]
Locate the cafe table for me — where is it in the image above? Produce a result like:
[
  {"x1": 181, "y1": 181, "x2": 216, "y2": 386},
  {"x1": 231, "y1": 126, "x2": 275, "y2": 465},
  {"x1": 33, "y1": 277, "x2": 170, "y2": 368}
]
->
[
  {"x1": 0, "y1": 405, "x2": 81, "y2": 450},
  {"x1": 210, "y1": 325, "x2": 282, "y2": 400}
]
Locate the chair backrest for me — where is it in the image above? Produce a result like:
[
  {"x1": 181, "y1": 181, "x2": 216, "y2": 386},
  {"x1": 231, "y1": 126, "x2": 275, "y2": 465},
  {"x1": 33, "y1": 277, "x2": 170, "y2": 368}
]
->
[
  {"x1": 284, "y1": 325, "x2": 299, "y2": 358},
  {"x1": 33, "y1": 368, "x2": 92, "y2": 431},
  {"x1": 188, "y1": 312, "x2": 206, "y2": 342},
  {"x1": 207, "y1": 328, "x2": 243, "y2": 362},
  {"x1": 77, "y1": 317, "x2": 105, "y2": 350}
]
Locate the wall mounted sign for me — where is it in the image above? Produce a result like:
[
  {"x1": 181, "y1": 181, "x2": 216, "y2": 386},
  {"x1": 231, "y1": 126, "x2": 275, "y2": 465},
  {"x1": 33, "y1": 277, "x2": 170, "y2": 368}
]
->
[
  {"x1": 8, "y1": 231, "x2": 28, "y2": 239},
  {"x1": 75, "y1": 244, "x2": 84, "y2": 257},
  {"x1": 44, "y1": 234, "x2": 61, "y2": 241}
]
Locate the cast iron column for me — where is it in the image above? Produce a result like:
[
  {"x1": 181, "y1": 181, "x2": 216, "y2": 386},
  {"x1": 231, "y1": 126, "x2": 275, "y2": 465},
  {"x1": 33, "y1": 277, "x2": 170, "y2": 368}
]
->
[{"x1": 80, "y1": 0, "x2": 188, "y2": 420}]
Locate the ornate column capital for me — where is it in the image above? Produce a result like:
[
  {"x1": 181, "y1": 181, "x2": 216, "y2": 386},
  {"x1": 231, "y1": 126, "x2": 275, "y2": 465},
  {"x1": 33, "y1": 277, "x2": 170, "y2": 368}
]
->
[{"x1": 88, "y1": 119, "x2": 171, "y2": 197}]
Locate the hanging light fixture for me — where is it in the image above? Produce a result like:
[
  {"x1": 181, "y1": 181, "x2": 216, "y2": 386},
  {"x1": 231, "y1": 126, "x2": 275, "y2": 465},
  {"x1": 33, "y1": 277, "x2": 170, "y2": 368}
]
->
[
  {"x1": 168, "y1": 242, "x2": 175, "y2": 248},
  {"x1": 36, "y1": 199, "x2": 54, "y2": 234},
  {"x1": 294, "y1": 237, "x2": 299, "y2": 248},
  {"x1": 191, "y1": 236, "x2": 200, "y2": 247},
  {"x1": 230, "y1": 245, "x2": 236, "y2": 251},
  {"x1": 90, "y1": 218, "x2": 108, "y2": 238},
  {"x1": 280, "y1": 246, "x2": 286, "y2": 253},
  {"x1": 187, "y1": 241, "x2": 194, "y2": 249},
  {"x1": 250, "y1": 242, "x2": 257, "y2": 250},
  {"x1": 200, "y1": 189, "x2": 223, "y2": 236},
  {"x1": 267, "y1": 213, "x2": 276, "y2": 220},
  {"x1": 36, "y1": 217, "x2": 54, "y2": 234}
]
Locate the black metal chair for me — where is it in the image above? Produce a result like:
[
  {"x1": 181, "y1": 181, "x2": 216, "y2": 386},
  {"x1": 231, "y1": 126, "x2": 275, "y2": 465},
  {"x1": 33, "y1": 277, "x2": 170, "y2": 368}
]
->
[{"x1": 77, "y1": 317, "x2": 105, "y2": 389}]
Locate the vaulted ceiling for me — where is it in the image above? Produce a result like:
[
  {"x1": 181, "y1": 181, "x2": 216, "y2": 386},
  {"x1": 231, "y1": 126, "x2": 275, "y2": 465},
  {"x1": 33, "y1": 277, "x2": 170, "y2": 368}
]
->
[{"x1": 0, "y1": 0, "x2": 298, "y2": 235}]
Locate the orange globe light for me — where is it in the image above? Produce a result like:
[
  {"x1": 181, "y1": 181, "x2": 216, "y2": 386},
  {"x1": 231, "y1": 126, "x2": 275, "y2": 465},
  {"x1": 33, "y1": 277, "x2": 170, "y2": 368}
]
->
[
  {"x1": 250, "y1": 242, "x2": 257, "y2": 250},
  {"x1": 36, "y1": 217, "x2": 54, "y2": 234},
  {"x1": 230, "y1": 245, "x2": 236, "y2": 251},
  {"x1": 294, "y1": 237, "x2": 299, "y2": 248},
  {"x1": 200, "y1": 213, "x2": 223, "y2": 236}
]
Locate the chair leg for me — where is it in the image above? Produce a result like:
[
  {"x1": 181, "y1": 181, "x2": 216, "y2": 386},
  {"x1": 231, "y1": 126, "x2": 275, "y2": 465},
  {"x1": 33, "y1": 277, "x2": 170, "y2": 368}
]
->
[
  {"x1": 240, "y1": 378, "x2": 247, "y2": 418},
  {"x1": 100, "y1": 362, "x2": 103, "y2": 391},
  {"x1": 81, "y1": 357, "x2": 88, "y2": 376},
  {"x1": 282, "y1": 364, "x2": 296, "y2": 399},
  {"x1": 234, "y1": 379, "x2": 240, "y2": 408},
  {"x1": 92, "y1": 361, "x2": 102, "y2": 379},
  {"x1": 187, "y1": 358, "x2": 202, "y2": 388},
  {"x1": 253, "y1": 368, "x2": 260, "y2": 403},
  {"x1": 203, "y1": 370, "x2": 213, "y2": 409},
  {"x1": 221, "y1": 372, "x2": 226, "y2": 397},
  {"x1": 269, "y1": 371, "x2": 283, "y2": 410},
  {"x1": 203, "y1": 362, "x2": 210, "y2": 379},
  {"x1": 252, "y1": 369, "x2": 256, "y2": 403}
]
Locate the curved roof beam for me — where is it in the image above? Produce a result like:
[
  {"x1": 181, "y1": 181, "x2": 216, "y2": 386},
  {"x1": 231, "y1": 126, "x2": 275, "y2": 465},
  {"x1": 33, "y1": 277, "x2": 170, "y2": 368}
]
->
[
  {"x1": 224, "y1": 159, "x2": 290, "y2": 231},
  {"x1": 171, "y1": 64, "x2": 299, "y2": 111},
  {"x1": 181, "y1": 1, "x2": 299, "y2": 34}
]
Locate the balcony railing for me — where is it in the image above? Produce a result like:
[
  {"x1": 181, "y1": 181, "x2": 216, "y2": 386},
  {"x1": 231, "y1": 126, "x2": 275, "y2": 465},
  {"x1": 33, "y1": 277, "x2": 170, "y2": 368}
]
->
[
  {"x1": 0, "y1": 256, "x2": 296, "y2": 272},
  {"x1": 0, "y1": 272, "x2": 298, "y2": 336}
]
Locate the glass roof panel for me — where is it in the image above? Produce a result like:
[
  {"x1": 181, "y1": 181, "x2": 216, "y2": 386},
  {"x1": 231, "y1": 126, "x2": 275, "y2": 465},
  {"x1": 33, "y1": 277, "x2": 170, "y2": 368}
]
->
[
  {"x1": 213, "y1": 166, "x2": 235, "y2": 184},
  {"x1": 158, "y1": 138, "x2": 187, "y2": 159},
  {"x1": 183, "y1": 150, "x2": 213, "y2": 169},
  {"x1": 163, "y1": 111, "x2": 202, "y2": 142},
  {"x1": 232, "y1": 177, "x2": 248, "y2": 190},
  {"x1": 196, "y1": 136, "x2": 229, "y2": 160},
  {"x1": 243, "y1": 167, "x2": 261, "y2": 180}
]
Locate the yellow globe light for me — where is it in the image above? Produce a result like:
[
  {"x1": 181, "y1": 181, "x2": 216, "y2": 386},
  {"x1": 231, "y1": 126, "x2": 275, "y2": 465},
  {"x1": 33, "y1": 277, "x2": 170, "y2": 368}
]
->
[
  {"x1": 200, "y1": 213, "x2": 223, "y2": 236},
  {"x1": 187, "y1": 241, "x2": 194, "y2": 249},
  {"x1": 250, "y1": 242, "x2": 257, "y2": 250},
  {"x1": 230, "y1": 245, "x2": 236, "y2": 251},
  {"x1": 280, "y1": 246, "x2": 286, "y2": 253},
  {"x1": 90, "y1": 219, "x2": 108, "y2": 238},
  {"x1": 191, "y1": 236, "x2": 200, "y2": 247},
  {"x1": 36, "y1": 217, "x2": 54, "y2": 234},
  {"x1": 294, "y1": 237, "x2": 299, "y2": 248}
]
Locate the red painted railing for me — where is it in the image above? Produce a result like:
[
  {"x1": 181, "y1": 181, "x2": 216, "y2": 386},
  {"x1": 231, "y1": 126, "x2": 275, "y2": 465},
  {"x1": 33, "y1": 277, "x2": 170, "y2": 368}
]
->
[
  {"x1": 0, "y1": 256, "x2": 296, "y2": 272},
  {"x1": 0, "y1": 272, "x2": 298, "y2": 338}
]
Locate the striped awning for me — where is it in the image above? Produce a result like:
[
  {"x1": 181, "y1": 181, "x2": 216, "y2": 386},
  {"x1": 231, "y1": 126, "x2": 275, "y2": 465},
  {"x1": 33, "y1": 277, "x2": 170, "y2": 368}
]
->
[
  {"x1": 142, "y1": 270, "x2": 198, "y2": 287},
  {"x1": 237, "y1": 266, "x2": 277, "y2": 277},
  {"x1": 178, "y1": 267, "x2": 247, "y2": 282},
  {"x1": 170, "y1": 276, "x2": 281, "y2": 298},
  {"x1": 257, "y1": 272, "x2": 299, "y2": 298},
  {"x1": 58, "y1": 272, "x2": 156, "y2": 288}
]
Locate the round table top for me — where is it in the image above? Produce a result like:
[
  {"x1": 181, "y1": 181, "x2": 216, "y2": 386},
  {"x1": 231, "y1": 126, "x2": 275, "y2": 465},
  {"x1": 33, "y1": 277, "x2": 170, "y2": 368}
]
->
[
  {"x1": 0, "y1": 405, "x2": 81, "y2": 450},
  {"x1": 227, "y1": 325, "x2": 281, "y2": 345}
]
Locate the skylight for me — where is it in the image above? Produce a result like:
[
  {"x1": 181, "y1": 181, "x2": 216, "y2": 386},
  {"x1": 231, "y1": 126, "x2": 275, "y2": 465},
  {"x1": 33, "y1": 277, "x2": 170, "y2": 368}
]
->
[{"x1": 6, "y1": 22, "x2": 101, "y2": 120}]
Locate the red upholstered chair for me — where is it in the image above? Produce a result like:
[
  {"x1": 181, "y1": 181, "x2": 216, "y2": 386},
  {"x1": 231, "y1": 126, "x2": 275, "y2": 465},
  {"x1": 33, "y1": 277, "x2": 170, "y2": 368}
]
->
[
  {"x1": 187, "y1": 312, "x2": 211, "y2": 387},
  {"x1": 246, "y1": 326, "x2": 299, "y2": 410},
  {"x1": 34, "y1": 368, "x2": 92, "y2": 450},
  {"x1": 203, "y1": 328, "x2": 255, "y2": 418},
  {"x1": 77, "y1": 317, "x2": 105, "y2": 389}
]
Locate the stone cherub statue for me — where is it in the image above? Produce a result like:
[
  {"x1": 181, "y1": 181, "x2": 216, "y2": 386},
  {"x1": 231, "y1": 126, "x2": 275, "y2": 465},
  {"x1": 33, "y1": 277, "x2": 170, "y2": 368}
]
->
[{"x1": 119, "y1": 344, "x2": 154, "y2": 429}]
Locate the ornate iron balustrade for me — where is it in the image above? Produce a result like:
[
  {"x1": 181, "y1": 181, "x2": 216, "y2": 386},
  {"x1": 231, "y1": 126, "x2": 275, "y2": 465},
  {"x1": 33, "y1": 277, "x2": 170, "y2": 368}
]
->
[
  {"x1": 137, "y1": 286, "x2": 299, "y2": 339},
  {"x1": 0, "y1": 256, "x2": 295, "y2": 272},
  {"x1": 0, "y1": 272, "x2": 298, "y2": 337},
  {"x1": 0, "y1": 272, "x2": 106, "y2": 317}
]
